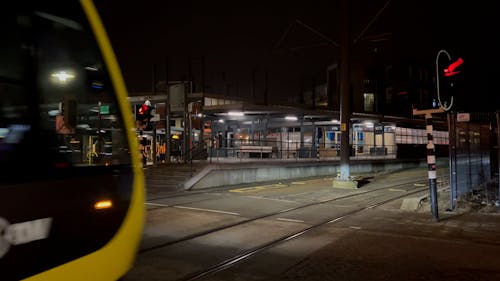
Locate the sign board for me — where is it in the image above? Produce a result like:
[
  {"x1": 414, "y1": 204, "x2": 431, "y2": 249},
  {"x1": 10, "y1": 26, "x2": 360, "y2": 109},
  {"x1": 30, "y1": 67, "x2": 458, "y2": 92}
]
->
[
  {"x1": 169, "y1": 84, "x2": 185, "y2": 106},
  {"x1": 456, "y1": 113, "x2": 470, "y2": 122},
  {"x1": 150, "y1": 113, "x2": 160, "y2": 122},
  {"x1": 100, "y1": 105, "x2": 109, "y2": 114}
]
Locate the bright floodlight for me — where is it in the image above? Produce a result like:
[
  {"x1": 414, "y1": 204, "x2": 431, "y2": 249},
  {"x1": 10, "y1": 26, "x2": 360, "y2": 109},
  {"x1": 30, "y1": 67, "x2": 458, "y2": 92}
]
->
[
  {"x1": 51, "y1": 70, "x2": 75, "y2": 83},
  {"x1": 285, "y1": 116, "x2": 297, "y2": 121},
  {"x1": 228, "y1": 111, "x2": 244, "y2": 116}
]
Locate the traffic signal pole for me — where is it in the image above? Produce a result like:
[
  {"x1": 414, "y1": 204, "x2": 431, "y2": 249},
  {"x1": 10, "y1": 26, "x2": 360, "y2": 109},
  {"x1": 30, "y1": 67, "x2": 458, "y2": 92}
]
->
[
  {"x1": 413, "y1": 107, "x2": 444, "y2": 222},
  {"x1": 435, "y1": 49, "x2": 461, "y2": 212}
]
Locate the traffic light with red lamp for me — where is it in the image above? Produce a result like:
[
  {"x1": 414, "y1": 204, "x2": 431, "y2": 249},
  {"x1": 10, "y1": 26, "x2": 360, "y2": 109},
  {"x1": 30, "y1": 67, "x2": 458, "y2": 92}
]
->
[
  {"x1": 135, "y1": 100, "x2": 154, "y2": 131},
  {"x1": 441, "y1": 57, "x2": 463, "y2": 109},
  {"x1": 136, "y1": 104, "x2": 152, "y2": 121},
  {"x1": 436, "y1": 50, "x2": 463, "y2": 111},
  {"x1": 444, "y1": 57, "x2": 463, "y2": 77}
]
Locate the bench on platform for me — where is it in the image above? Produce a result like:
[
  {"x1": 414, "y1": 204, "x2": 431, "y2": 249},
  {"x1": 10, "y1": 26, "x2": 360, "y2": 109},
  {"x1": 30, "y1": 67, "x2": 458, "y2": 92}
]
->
[{"x1": 237, "y1": 145, "x2": 273, "y2": 158}]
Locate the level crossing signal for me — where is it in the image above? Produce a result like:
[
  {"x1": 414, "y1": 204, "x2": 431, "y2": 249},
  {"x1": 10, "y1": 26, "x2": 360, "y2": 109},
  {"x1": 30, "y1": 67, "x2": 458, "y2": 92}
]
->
[
  {"x1": 136, "y1": 102, "x2": 153, "y2": 121},
  {"x1": 436, "y1": 50, "x2": 463, "y2": 111},
  {"x1": 444, "y1": 58, "x2": 463, "y2": 77},
  {"x1": 136, "y1": 100, "x2": 154, "y2": 130},
  {"x1": 440, "y1": 57, "x2": 463, "y2": 108}
]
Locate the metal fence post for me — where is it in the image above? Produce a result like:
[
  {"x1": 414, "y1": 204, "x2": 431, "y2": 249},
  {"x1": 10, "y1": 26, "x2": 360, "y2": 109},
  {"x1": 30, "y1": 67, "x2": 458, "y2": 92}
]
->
[
  {"x1": 497, "y1": 111, "x2": 500, "y2": 205},
  {"x1": 448, "y1": 112, "x2": 458, "y2": 210}
]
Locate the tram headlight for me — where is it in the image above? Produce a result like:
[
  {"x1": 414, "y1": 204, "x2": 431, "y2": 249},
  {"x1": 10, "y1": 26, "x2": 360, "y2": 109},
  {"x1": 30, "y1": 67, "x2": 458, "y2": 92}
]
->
[{"x1": 94, "y1": 199, "x2": 113, "y2": 210}]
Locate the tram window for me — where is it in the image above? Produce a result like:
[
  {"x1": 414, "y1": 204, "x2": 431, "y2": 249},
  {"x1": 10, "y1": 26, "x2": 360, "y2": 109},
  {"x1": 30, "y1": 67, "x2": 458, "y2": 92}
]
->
[{"x1": 0, "y1": 4, "x2": 130, "y2": 170}]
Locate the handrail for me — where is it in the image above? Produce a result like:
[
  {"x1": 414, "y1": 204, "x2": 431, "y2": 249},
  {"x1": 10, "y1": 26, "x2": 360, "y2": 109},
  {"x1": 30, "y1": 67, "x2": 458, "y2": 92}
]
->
[{"x1": 186, "y1": 141, "x2": 208, "y2": 176}]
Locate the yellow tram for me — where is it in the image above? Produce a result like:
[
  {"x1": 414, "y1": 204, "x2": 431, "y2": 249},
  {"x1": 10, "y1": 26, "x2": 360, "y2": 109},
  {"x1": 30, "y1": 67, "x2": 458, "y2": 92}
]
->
[{"x1": 0, "y1": 1, "x2": 145, "y2": 280}]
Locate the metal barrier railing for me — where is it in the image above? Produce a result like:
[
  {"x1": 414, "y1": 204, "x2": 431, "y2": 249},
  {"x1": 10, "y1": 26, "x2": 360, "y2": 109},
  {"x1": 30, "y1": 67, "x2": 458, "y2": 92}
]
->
[{"x1": 205, "y1": 138, "x2": 397, "y2": 161}]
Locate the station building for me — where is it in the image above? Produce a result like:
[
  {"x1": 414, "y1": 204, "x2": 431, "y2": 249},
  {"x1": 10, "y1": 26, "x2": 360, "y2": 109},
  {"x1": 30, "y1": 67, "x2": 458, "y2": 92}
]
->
[{"x1": 127, "y1": 79, "x2": 449, "y2": 165}]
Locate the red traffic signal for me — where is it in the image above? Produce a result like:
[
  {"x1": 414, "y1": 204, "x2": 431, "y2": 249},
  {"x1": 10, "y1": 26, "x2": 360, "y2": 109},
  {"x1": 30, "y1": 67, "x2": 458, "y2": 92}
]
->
[
  {"x1": 136, "y1": 101, "x2": 153, "y2": 121},
  {"x1": 138, "y1": 104, "x2": 150, "y2": 117},
  {"x1": 443, "y1": 58, "x2": 463, "y2": 77}
]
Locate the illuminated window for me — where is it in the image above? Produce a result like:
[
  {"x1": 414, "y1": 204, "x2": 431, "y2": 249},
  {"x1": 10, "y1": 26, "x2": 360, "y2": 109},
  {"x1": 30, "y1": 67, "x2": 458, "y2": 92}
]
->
[{"x1": 364, "y1": 93, "x2": 374, "y2": 112}]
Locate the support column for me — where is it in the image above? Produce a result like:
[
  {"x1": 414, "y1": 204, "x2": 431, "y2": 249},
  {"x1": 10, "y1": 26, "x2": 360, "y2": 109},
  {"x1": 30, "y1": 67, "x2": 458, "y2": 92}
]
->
[
  {"x1": 332, "y1": 0, "x2": 357, "y2": 189},
  {"x1": 164, "y1": 60, "x2": 171, "y2": 163},
  {"x1": 300, "y1": 118, "x2": 304, "y2": 146},
  {"x1": 339, "y1": 0, "x2": 350, "y2": 181}
]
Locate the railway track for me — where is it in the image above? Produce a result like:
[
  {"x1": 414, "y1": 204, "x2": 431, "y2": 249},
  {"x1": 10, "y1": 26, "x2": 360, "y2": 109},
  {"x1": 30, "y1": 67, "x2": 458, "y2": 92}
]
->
[
  {"x1": 140, "y1": 176, "x2": 430, "y2": 253},
  {"x1": 132, "y1": 174, "x2": 445, "y2": 281}
]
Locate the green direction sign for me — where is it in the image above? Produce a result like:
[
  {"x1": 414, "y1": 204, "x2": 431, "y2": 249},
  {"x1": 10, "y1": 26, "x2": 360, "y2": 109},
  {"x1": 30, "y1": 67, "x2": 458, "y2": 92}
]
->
[{"x1": 100, "y1": 105, "x2": 109, "y2": 114}]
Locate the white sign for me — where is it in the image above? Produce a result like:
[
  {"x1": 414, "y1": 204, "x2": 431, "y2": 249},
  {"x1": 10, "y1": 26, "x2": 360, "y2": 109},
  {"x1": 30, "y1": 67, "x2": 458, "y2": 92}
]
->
[
  {"x1": 457, "y1": 113, "x2": 470, "y2": 122},
  {"x1": 0, "y1": 217, "x2": 53, "y2": 259},
  {"x1": 150, "y1": 113, "x2": 160, "y2": 122}
]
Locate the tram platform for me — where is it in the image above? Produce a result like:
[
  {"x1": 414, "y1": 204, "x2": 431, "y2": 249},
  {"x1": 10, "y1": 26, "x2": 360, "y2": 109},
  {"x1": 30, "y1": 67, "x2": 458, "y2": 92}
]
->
[{"x1": 185, "y1": 157, "x2": 446, "y2": 191}]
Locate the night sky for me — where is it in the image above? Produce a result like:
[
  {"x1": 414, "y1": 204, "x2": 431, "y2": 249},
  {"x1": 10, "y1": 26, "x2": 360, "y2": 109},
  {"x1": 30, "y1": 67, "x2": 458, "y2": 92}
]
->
[{"x1": 95, "y1": 1, "x2": 499, "y2": 111}]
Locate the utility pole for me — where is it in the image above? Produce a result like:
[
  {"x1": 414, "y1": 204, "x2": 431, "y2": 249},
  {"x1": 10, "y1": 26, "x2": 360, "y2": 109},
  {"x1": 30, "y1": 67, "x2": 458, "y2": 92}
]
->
[
  {"x1": 273, "y1": 0, "x2": 391, "y2": 189},
  {"x1": 184, "y1": 57, "x2": 191, "y2": 163},
  {"x1": 333, "y1": 0, "x2": 357, "y2": 188},
  {"x1": 165, "y1": 59, "x2": 171, "y2": 163},
  {"x1": 152, "y1": 64, "x2": 157, "y2": 166}
]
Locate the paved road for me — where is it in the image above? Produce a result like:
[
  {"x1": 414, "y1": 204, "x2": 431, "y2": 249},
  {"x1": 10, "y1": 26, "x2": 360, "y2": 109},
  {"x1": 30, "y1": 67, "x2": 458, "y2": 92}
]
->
[{"x1": 124, "y1": 167, "x2": 500, "y2": 281}]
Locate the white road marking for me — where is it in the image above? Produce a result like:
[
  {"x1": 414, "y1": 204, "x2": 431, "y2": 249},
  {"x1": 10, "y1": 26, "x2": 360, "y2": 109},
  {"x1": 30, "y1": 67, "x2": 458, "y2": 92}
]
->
[
  {"x1": 229, "y1": 186, "x2": 271, "y2": 193},
  {"x1": 174, "y1": 206, "x2": 240, "y2": 216},
  {"x1": 229, "y1": 184, "x2": 286, "y2": 193},
  {"x1": 276, "y1": 218, "x2": 305, "y2": 223},
  {"x1": 349, "y1": 226, "x2": 362, "y2": 230},
  {"x1": 145, "y1": 202, "x2": 170, "y2": 207},
  {"x1": 242, "y1": 195, "x2": 296, "y2": 203},
  {"x1": 388, "y1": 188, "x2": 406, "y2": 192}
]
